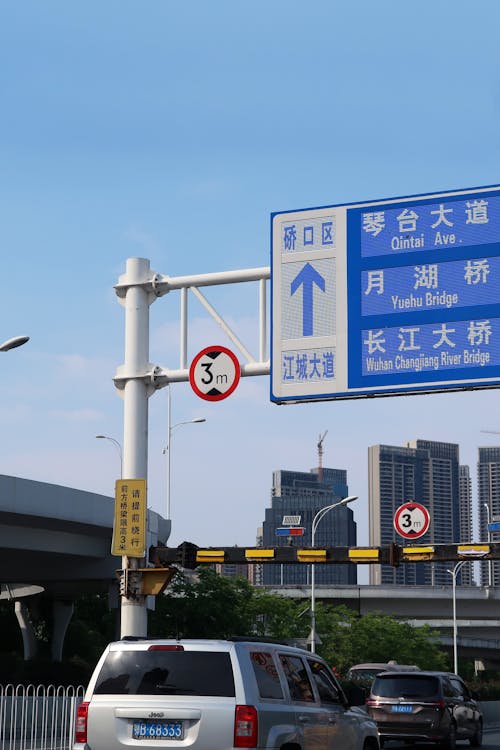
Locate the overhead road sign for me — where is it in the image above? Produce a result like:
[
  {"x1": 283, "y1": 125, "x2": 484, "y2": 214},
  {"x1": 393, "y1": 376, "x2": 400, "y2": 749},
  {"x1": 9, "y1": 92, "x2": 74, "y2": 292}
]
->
[
  {"x1": 394, "y1": 502, "x2": 430, "y2": 540},
  {"x1": 488, "y1": 521, "x2": 500, "y2": 532},
  {"x1": 189, "y1": 345, "x2": 240, "y2": 401},
  {"x1": 271, "y1": 185, "x2": 500, "y2": 403}
]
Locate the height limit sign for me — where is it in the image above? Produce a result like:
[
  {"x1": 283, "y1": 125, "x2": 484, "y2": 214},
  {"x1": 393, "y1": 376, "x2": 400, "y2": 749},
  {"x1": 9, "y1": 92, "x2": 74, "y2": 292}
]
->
[
  {"x1": 189, "y1": 345, "x2": 240, "y2": 401},
  {"x1": 394, "y1": 502, "x2": 430, "y2": 540}
]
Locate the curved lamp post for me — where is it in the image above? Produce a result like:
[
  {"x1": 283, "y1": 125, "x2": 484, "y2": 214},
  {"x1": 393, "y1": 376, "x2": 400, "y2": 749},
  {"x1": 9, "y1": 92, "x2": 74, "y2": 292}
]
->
[
  {"x1": 309, "y1": 495, "x2": 358, "y2": 652},
  {"x1": 0, "y1": 335, "x2": 29, "y2": 352},
  {"x1": 447, "y1": 560, "x2": 468, "y2": 674},
  {"x1": 165, "y1": 386, "x2": 206, "y2": 520},
  {"x1": 483, "y1": 502, "x2": 493, "y2": 587},
  {"x1": 95, "y1": 434, "x2": 123, "y2": 478}
]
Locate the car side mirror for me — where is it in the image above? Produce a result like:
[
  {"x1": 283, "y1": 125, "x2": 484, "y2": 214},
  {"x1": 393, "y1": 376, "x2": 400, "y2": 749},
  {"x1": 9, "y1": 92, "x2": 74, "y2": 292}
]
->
[{"x1": 341, "y1": 682, "x2": 367, "y2": 707}]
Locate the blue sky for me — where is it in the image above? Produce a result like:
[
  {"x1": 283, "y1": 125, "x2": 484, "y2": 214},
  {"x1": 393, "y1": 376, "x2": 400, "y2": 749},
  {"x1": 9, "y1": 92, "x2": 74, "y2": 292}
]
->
[{"x1": 2, "y1": 1, "x2": 500, "y2": 574}]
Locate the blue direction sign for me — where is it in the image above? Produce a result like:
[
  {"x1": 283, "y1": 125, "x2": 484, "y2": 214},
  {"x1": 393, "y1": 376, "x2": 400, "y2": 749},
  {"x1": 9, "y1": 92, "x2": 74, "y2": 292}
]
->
[
  {"x1": 488, "y1": 522, "x2": 500, "y2": 532},
  {"x1": 271, "y1": 185, "x2": 500, "y2": 403}
]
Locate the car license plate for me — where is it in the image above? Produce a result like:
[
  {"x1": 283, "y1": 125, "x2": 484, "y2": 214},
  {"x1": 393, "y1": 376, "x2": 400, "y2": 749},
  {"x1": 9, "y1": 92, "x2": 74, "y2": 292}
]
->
[
  {"x1": 133, "y1": 721, "x2": 183, "y2": 739},
  {"x1": 391, "y1": 705, "x2": 413, "y2": 713}
]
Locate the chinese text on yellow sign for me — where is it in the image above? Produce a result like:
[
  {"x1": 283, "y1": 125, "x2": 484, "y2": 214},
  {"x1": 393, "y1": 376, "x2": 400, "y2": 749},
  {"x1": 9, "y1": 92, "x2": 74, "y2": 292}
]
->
[{"x1": 111, "y1": 479, "x2": 146, "y2": 557}]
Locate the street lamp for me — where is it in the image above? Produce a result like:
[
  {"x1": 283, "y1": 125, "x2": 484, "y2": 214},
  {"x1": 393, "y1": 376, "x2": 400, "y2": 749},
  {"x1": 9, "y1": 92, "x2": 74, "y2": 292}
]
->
[
  {"x1": 483, "y1": 502, "x2": 493, "y2": 587},
  {"x1": 95, "y1": 434, "x2": 123, "y2": 478},
  {"x1": 0, "y1": 335, "x2": 29, "y2": 352},
  {"x1": 164, "y1": 386, "x2": 206, "y2": 520},
  {"x1": 447, "y1": 560, "x2": 469, "y2": 674},
  {"x1": 309, "y1": 495, "x2": 358, "y2": 653}
]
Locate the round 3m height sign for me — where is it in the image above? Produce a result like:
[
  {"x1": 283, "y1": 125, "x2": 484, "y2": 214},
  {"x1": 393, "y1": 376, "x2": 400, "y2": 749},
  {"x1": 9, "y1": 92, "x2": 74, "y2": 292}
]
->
[
  {"x1": 189, "y1": 345, "x2": 241, "y2": 401},
  {"x1": 394, "y1": 502, "x2": 431, "y2": 540}
]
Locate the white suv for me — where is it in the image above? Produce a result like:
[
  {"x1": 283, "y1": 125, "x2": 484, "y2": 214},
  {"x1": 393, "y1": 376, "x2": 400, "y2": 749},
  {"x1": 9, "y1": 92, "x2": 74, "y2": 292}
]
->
[{"x1": 74, "y1": 637, "x2": 379, "y2": 750}]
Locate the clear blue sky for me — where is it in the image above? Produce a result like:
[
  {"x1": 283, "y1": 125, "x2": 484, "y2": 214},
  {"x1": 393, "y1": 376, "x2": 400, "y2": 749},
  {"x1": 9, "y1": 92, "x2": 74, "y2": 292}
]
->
[{"x1": 2, "y1": 1, "x2": 500, "y2": 567}]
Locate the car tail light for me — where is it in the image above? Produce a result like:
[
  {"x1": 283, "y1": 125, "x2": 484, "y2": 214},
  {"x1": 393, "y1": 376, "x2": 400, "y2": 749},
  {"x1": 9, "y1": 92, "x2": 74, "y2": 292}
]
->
[
  {"x1": 234, "y1": 705, "x2": 258, "y2": 748},
  {"x1": 148, "y1": 644, "x2": 184, "y2": 651},
  {"x1": 365, "y1": 698, "x2": 377, "y2": 707},
  {"x1": 431, "y1": 699, "x2": 446, "y2": 710},
  {"x1": 75, "y1": 702, "x2": 89, "y2": 744}
]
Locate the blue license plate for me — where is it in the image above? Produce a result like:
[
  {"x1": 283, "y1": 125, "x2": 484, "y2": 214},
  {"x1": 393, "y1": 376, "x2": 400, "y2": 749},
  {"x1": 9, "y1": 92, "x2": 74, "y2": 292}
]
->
[
  {"x1": 133, "y1": 721, "x2": 183, "y2": 739},
  {"x1": 391, "y1": 705, "x2": 413, "y2": 713}
]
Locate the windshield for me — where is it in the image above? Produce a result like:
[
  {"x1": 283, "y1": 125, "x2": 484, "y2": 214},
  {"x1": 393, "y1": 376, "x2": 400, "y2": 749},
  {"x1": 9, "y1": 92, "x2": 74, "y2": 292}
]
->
[{"x1": 372, "y1": 675, "x2": 440, "y2": 699}]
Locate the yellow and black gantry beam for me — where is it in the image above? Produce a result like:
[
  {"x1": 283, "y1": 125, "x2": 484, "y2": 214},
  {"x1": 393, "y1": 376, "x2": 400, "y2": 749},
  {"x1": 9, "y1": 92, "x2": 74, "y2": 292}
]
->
[{"x1": 150, "y1": 541, "x2": 500, "y2": 570}]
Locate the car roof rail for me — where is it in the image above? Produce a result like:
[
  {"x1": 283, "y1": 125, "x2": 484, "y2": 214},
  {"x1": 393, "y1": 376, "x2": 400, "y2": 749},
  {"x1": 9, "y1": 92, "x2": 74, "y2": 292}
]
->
[{"x1": 228, "y1": 635, "x2": 291, "y2": 645}]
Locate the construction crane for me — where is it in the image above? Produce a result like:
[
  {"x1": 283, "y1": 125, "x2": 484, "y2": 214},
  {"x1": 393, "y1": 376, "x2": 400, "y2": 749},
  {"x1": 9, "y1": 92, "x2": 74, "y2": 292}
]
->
[{"x1": 317, "y1": 430, "x2": 328, "y2": 482}]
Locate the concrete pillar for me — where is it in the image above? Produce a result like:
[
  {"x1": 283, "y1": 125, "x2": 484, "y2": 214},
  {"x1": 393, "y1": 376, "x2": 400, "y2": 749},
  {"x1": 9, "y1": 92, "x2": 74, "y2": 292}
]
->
[
  {"x1": 51, "y1": 600, "x2": 74, "y2": 662},
  {"x1": 14, "y1": 599, "x2": 37, "y2": 660}
]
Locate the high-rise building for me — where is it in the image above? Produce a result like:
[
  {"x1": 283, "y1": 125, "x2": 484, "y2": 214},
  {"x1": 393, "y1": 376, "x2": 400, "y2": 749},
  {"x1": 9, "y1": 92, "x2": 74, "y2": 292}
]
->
[
  {"x1": 459, "y1": 464, "x2": 474, "y2": 586},
  {"x1": 478, "y1": 446, "x2": 500, "y2": 586},
  {"x1": 261, "y1": 467, "x2": 357, "y2": 586},
  {"x1": 368, "y1": 440, "x2": 472, "y2": 586}
]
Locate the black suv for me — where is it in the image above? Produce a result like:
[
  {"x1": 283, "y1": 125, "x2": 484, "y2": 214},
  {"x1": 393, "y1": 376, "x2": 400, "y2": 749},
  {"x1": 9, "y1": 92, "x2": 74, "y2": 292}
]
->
[{"x1": 366, "y1": 670, "x2": 483, "y2": 749}]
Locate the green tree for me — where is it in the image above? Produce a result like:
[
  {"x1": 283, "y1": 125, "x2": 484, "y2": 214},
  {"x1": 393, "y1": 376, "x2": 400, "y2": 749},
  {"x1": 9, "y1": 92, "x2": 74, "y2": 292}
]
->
[
  {"x1": 64, "y1": 593, "x2": 117, "y2": 665},
  {"x1": 314, "y1": 605, "x2": 449, "y2": 674},
  {"x1": 149, "y1": 568, "x2": 257, "y2": 638}
]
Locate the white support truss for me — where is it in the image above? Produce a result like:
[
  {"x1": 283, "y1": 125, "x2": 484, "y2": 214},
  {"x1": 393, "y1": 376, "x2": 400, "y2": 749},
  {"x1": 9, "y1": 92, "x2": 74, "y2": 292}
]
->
[{"x1": 114, "y1": 260, "x2": 271, "y2": 391}]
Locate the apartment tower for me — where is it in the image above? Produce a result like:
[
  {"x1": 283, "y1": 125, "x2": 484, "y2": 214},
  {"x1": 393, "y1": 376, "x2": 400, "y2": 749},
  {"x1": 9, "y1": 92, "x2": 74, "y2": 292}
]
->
[{"x1": 369, "y1": 440, "x2": 472, "y2": 586}]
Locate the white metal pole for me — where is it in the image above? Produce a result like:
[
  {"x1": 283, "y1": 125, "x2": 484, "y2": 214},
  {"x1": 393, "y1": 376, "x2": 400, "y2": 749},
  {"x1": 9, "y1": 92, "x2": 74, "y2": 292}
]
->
[
  {"x1": 96, "y1": 435, "x2": 123, "y2": 478},
  {"x1": 120, "y1": 257, "x2": 152, "y2": 639},
  {"x1": 449, "y1": 560, "x2": 466, "y2": 675},
  {"x1": 452, "y1": 568, "x2": 458, "y2": 674},
  {"x1": 167, "y1": 385, "x2": 172, "y2": 521},
  {"x1": 180, "y1": 288, "x2": 188, "y2": 370},
  {"x1": 309, "y1": 496, "x2": 358, "y2": 652},
  {"x1": 310, "y1": 520, "x2": 317, "y2": 653}
]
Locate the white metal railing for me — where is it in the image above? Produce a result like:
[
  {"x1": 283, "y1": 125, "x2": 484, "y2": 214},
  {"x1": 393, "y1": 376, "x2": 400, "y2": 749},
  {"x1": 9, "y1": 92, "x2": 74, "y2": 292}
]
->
[{"x1": 0, "y1": 684, "x2": 85, "y2": 750}]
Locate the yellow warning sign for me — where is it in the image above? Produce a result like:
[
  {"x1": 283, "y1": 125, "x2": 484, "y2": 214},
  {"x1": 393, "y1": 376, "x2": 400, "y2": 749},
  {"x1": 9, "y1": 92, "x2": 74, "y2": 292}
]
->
[{"x1": 111, "y1": 479, "x2": 147, "y2": 557}]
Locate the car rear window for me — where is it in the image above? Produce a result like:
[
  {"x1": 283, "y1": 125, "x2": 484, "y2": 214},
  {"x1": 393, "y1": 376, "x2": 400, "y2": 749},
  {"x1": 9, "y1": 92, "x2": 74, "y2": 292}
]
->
[
  {"x1": 372, "y1": 675, "x2": 440, "y2": 699},
  {"x1": 94, "y1": 650, "x2": 235, "y2": 696}
]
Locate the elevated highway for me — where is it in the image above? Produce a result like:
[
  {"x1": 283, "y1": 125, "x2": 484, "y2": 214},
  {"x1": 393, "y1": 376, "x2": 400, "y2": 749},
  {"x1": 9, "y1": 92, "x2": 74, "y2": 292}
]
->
[{"x1": 0, "y1": 474, "x2": 169, "y2": 659}]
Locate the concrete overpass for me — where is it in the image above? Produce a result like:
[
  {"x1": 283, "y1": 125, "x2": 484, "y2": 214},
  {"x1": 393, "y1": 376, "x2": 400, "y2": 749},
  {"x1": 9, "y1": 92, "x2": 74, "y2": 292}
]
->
[{"x1": 0, "y1": 474, "x2": 169, "y2": 660}]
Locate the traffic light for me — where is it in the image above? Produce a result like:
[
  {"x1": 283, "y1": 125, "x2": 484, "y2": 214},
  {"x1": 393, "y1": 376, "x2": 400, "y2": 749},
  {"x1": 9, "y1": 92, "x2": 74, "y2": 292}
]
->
[
  {"x1": 389, "y1": 542, "x2": 401, "y2": 568},
  {"x1": 179, "y1": 541, "x2": 199, "y2": 569},
  {"x1": 118, "y1": 568, "x2": 130, "y2": 597}
]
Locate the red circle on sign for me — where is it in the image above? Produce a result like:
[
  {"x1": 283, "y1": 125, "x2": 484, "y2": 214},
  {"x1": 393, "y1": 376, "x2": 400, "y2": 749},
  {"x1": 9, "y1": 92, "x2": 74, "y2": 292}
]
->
[
  {"x1": 394, "y1": 502, "x2": 430, "y2": 540},
  {"x1": 189, "y1": 345, "x2": 241, "y2": 402}
]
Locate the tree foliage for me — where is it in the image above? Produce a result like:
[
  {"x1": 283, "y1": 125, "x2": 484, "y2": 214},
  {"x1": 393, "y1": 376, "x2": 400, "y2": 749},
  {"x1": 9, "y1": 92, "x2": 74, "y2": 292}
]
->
[
  {"x1": 0, "y1": 569, "x2": 450, "y2": 685},
  {"x1": 149, "y1": 568, "x2": 450, "y2": 674},
  {"x1": 313, "y1": 602, "x2": 449, "y2": 673}
]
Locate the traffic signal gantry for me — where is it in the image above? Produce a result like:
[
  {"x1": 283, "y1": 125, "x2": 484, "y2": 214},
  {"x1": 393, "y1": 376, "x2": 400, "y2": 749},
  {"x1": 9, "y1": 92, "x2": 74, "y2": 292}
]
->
[{"x1": 116, "y1": 541, "x2": 500, "y2": 599}]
